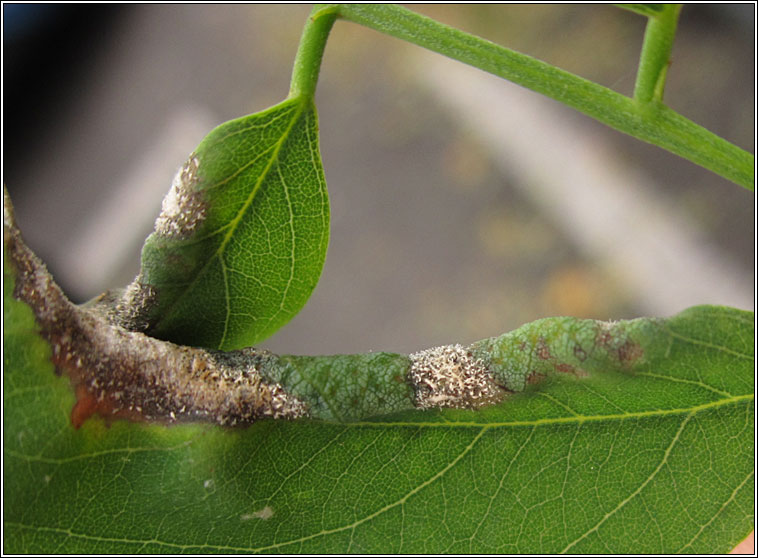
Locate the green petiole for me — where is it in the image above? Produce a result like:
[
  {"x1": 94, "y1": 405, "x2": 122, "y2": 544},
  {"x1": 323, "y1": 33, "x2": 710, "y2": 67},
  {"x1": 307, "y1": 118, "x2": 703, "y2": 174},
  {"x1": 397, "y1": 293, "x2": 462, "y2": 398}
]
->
[
  {"x1": 632, "y1": 4, "x2": 682, "y2": 103},
  {"x1": 292, "y1": 4, "x2": 752, "y2": 190},
  {"x1": 288, "y1": 5, "x2": 338, "y2": 100}
]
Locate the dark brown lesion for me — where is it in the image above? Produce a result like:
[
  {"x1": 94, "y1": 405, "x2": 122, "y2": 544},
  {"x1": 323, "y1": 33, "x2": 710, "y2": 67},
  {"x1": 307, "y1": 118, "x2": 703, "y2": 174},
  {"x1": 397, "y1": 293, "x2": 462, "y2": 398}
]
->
[
  {"x1": 50, "y1": 313, "x2": 309, "y2": 427},
  {"x1": 617, "y1": 339, "x2": 644, "y2": 367},
  {"x1": 529, "y1": 335, "x2": 587, "y2": 379},
  {"x1": 4, "y1": 188, "x2": 308, "y2": 429},
  {"x1": 573, "y1": 345, "x2": 587, "y2": 362},
  {"x1": 555, "y1": 363, "x2": 576, "y2": 375},
  {"x1": 69, "y1": 384, "x2": 146, "y2": 429},
  {"x1": 526, "y1": 370, "x2": 546, "y2": 385},
  {"x1": 594, "y1": 322, "x2": 645, "y2": 369},
  {"x1": 536, "y1": 337, "x2": 552, "y2": 360},
  {"x1": 595, "y1": 330, "x2": 613, "y2": 349}
]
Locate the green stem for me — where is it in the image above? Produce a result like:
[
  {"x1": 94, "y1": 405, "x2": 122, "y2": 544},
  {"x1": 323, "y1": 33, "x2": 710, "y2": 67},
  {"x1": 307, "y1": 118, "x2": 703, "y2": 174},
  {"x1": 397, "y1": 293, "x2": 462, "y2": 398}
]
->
[
  {"x1": 330, "y1": 4, "x2": 752, "y2": 190},
  {"x1": 289, "y1": 5, "x2": 338, "y2": 100},
  {"x1": 633, "y1": 4, "x2": 682, "y2": 103}
]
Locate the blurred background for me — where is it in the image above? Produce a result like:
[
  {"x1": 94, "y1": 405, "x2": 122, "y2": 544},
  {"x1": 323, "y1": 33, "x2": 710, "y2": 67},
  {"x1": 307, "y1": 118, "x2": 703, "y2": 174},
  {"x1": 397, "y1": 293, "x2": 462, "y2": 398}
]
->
[{"x1": 4, "y1": 4, "x2": 754, "y2": 355}]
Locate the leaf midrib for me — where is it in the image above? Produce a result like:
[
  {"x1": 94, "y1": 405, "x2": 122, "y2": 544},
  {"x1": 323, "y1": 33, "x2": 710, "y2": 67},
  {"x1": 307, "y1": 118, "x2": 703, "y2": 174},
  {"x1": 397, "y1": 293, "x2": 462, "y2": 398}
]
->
[
  {"x1": 8, "y1": 392, "x2": 751, "y2": 464},
  {"x1": 350, "y1": 392, "x2": 753, "y2": 429},
  {"x1": 5, "y1": 381, "x2": 752, "y2": 433},
  {"x1": 215, "y1": 100, "x2": 305, "y2": 260}
]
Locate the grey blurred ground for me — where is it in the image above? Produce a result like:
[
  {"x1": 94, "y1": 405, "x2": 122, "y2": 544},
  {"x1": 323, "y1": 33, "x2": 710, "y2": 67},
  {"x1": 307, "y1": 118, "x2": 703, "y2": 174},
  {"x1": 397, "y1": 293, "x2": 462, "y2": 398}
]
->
[{"x1": 4, "y1": 5, "x2": 754, "y2": 355}]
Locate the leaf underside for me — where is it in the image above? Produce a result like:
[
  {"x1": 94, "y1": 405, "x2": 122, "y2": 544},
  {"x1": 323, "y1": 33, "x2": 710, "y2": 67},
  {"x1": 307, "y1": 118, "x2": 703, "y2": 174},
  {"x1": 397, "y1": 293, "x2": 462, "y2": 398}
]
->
[
  {"x1": 139, "y1": 97, "x2": 329, "y2": 350},
  {"x1": 4, "y1": 252, "x2": 753, "y2": 556}
]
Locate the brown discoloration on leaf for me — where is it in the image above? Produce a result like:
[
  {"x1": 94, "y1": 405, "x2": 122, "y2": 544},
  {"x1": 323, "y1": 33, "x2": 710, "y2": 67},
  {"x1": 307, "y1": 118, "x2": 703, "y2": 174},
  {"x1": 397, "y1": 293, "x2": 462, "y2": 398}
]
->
[
  {"x1": 617, "y1": 340, "x2": 644, "y2": 367},
  {"x1": 595, "y1": 330, "x2": 613, "y2": 349},
  {"x1": 4, "y1": 191, "x2": 308, "y2": 429},
  {"x1": 51, "y1": 318, "x2": 308, "y2": 427},
  {"x1": 70, "y1": 385, "x2": 106, "y2": 429},
  {"x1": 573, "y1": 345, "x2": 587, "y2": 362},
  {"x1": 595, "y1": 321, "x2": 645, "y2": 368},
  {"x1": 536, "y1": 337, "x2": 551, "y2": 360},
  {"x1": 526, "y1": 370, "x2": 546, "y2": 385},
  {"x1": 555, "y1": 363, "x2": 576, "y2": 374},
  {"x1": 69, "y1": 384, "x2": 145, "y2": 429}
]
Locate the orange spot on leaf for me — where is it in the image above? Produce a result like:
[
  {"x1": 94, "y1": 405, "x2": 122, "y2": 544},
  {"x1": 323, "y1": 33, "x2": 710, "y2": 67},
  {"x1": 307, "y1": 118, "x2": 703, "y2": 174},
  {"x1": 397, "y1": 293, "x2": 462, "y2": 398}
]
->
[
  {"x1": 70, "y1": 384, "x2": 141, "y2": 429},
  {"x1": 71, "y1": 385, "x2": 106, "y2": 429}
]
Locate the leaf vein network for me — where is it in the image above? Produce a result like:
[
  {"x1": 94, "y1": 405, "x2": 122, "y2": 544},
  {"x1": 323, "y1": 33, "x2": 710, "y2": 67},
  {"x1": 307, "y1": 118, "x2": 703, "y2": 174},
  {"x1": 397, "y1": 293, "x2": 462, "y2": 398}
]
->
[
  {"x1": 245, "y1": 426, "x2": 488, "y2": 553},
  {"x1": 559, "y1": 412, "x2": 693, "y2": 553},
  {"x1": 676, "y1": 469, "x2": 754, "y2": 552},
  {"x1": 661, "y1": 327, "x2": 753, "y2": 360}
]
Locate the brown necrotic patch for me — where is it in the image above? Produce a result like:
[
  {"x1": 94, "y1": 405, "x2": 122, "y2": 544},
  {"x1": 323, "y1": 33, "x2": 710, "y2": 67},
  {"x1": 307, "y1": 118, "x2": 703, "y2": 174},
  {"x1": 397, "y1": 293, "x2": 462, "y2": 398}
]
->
[
  {"x1": 573, "y1": 345, "x2": 588, "y2": 362},
  {"x1": 536, "y1": 337, "x2": 552, "y2": 360},
  {"x1": 408, "y1": 344, "x2": 507, "y2": 409},
  {"x1": 595, "y1": 321, "x2": 645, "y2": 369},
  {"x1": 616, "y1": 339, "x2": 644, "y2": 367},
  {"x1": 4, "y1": 192, "x2": 307, "y2": 428},
  {"x1": 526, "y1": 371, "x2": 546, "y2": 385},
  {"x1": 50, "y1": 318, "x2": 308, "y2": 428}
]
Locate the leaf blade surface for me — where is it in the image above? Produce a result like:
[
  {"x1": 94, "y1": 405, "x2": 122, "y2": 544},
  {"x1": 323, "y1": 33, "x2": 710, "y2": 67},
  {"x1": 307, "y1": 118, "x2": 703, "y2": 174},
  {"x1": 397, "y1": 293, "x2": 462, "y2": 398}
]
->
[
  {"x1": 3, "y1": 283, "x2": 753, "y2": 554},
  {"x1": 137, "y1": 97, "x2": 329, "y2": 350}
]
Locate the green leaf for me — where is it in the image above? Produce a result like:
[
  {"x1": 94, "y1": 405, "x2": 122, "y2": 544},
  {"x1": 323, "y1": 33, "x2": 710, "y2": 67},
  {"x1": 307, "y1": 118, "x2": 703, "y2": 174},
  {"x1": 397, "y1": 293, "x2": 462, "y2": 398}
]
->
[
  {"x1": 135, "y1": 96, "x2": 329, "y2": 350},
  {"x1": 4, "y1": 261, "x2": 753, "y2": 556}
]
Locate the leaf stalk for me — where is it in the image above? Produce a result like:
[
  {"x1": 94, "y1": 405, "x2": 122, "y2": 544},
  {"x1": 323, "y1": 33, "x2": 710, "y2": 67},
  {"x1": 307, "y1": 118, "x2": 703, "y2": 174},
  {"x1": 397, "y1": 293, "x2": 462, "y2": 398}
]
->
[
  {"x1": 324, "y1": 4, "x2": 752, "y2": 190},
  {"x1": 289, "y1": 5, "x2": 338, "y2": 100},
  {"x1": 633, "y1": 4, "x2": 682, "y2": 103}
]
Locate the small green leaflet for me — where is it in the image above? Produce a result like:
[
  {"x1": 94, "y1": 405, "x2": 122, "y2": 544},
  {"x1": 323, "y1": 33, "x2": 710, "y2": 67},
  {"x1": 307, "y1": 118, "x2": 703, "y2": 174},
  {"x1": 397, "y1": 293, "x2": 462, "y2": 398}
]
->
[{"x1": 137, "y1": 97, "x2": 329, "y2": 350}]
